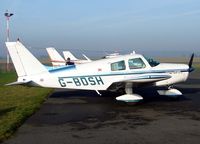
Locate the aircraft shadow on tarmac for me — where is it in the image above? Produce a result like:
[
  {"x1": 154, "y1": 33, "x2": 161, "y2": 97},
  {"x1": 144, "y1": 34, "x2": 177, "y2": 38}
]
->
[
  {"x1": 183, "y1": 78, "x2": 200, "y2": 85},
  {"x1": 49, "y1": 85, "x2": 200, "y2": 104}
]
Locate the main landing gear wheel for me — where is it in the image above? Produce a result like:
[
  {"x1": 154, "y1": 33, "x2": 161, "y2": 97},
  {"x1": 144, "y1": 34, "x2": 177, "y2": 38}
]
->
[{"x1": 116, "y1": 83, "x2": 143, "y2": 103}]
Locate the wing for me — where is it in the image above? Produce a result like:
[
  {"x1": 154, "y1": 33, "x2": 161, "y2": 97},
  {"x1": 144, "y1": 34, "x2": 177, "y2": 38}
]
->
[
  {"x1": 107, "y1": 73, "x2": 171, "y2": 91},
  {"x1": 123, "y1": 74, "x2": 171, "y2": 83}
]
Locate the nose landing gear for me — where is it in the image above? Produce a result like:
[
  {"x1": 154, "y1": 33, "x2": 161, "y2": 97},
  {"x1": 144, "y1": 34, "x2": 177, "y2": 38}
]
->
[{"x1": 157, "y1": 86, "x2": 182, "y2": 98}]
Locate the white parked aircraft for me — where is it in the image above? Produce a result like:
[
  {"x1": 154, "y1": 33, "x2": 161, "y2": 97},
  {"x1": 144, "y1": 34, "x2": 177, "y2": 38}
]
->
[
  {"x1": 6, "y1": 41, "x2": 194, "y2": 102},
  {"x1": 46, "y1": 47, "x2": 91, "y2": 66},
  {"x1": 46, "y1": 47, "x2": 66, "y2": 66},
  {"x1": 63, "y1": 51, "x2": 91, "y2": 64}
]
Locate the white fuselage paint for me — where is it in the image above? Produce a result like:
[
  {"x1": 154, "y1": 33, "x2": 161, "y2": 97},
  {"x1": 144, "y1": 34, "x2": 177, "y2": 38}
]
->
[{"x1": 20, "y1": 54, "x2": 189, "y2": 91}]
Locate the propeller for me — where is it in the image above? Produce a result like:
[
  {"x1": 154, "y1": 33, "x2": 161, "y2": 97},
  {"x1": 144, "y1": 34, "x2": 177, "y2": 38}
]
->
[{"x1": 188, "y1": 53, "x2": 194, "y2": 72}]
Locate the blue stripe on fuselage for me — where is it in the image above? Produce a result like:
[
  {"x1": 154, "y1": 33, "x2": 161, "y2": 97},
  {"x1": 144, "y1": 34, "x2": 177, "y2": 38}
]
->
[
  {"x1": 60, "y1": 74, "x2": 171, "y2": 80},
  {"x1": 56, "y1": 68, "x2": 189, "y2": 78},
  {"x1": 48, "y1": 63, "x2": 189, "y2": 77},
  {"x1": 48, "y1": 65, "x2": 76, "y2": 73}
]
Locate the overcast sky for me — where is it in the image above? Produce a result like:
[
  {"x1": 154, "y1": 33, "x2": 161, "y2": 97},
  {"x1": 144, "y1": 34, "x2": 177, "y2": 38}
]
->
[{"x1": 0, "y1": 0, "x2": 200, "y2": 57}]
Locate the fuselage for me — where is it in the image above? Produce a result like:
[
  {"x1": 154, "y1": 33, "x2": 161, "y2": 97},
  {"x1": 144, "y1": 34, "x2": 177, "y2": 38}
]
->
[
  {"x1": 19, "y1": 54, "x2": 189, "y2": 91},
  {"x1": 6, "y1": 41, "x2": 193, "y2": 103}
]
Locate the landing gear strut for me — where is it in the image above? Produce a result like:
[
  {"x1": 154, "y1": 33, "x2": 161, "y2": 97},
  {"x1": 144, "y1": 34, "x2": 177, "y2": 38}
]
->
[{"x1": 116, "y1": 83, "x2": 143, "y2": 103}]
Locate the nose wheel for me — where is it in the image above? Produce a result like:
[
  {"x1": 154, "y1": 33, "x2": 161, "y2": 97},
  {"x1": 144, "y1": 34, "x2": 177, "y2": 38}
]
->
[{"x1": 157, "y1": 86, "x2": 182, "y2": 98}]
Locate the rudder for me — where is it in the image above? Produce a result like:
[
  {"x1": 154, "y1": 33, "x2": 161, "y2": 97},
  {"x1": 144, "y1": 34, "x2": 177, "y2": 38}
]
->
[{"x1": 6, "y1": 41, "x2": 48, "y2": 77}]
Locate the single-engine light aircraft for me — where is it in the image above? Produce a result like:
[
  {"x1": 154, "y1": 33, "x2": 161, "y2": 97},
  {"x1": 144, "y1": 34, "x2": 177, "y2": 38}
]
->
[{"x1": 6, "y1": 41, "x2": 194, "y2": 103}]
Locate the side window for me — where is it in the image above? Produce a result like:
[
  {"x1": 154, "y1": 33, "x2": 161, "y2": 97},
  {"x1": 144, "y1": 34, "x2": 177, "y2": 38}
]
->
[
  {"x1": 128, "y1": 58, "x2": 146, "y2": 69},
  {"x1": 111, "y1": 60, "x2": 126, "y2": 71}
]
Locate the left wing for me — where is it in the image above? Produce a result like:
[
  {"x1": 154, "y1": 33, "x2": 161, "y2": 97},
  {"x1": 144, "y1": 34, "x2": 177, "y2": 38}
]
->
[
  {"x1": 123, "y1": 74, "x2": 171, "y2": 83},
  {"x1": 107, "y1": 73, "x2": 171, "y2": 91}
]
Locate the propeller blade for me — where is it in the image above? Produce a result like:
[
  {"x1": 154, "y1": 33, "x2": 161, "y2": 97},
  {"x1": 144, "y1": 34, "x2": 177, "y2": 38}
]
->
[
  {"x1": 188, "y1": 53, "x2": 194, "y2": 68},
  {"x1": 188, "y1": 53, "x2": 194, "y2": 72}
]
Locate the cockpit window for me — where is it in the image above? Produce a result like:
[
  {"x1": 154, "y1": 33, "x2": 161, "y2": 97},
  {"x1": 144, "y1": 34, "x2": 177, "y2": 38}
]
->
[
  {"x1": 111, "y1": 60, "x2": 126, "y2": 71},
  {"x1": 144, "y1": 56, "x2": 160, "y2": 67},
  {"x1": 128, "y1": 58, "x2": 146, "y2": 69}
]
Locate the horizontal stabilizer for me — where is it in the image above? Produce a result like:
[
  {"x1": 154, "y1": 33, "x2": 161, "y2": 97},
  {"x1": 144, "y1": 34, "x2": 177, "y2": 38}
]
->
[{"x1": 5, "y1": 80, "x2": 31, "y2": 86}]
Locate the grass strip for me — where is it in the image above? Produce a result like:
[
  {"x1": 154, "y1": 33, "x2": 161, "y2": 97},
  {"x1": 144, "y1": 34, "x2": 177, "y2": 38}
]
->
[{"x1": 0, "y1": 72, "x2": 53, "y2": 142}]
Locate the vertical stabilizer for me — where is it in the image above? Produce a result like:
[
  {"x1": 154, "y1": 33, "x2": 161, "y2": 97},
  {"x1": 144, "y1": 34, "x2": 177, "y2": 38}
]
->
[
  {"x1": 46, "y1": 47, "x2": 65, "y2": 66},
  {"x1": 6, "y1": 41, "x2": 48, "y2": 77},
  {"x1": 82, "y1": 54, "x2": 92, "y2": 62},
  {"x1": 63, "y1": 51, "x2": 78, "y2": 61}
]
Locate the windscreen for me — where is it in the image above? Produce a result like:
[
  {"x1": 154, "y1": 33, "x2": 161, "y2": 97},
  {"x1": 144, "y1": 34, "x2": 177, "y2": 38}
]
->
[{"x1": 144, "y1": 56, "x2": 160, "y2": 67}]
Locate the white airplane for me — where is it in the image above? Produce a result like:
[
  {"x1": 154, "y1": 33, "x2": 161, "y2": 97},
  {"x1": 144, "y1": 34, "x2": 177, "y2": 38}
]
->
[
  {"x1": 46, "y1": 47, "x2": 91, "y2": 66},
  {"x1": 6, "y1": 41, "x2": 194, "y2": 103}
]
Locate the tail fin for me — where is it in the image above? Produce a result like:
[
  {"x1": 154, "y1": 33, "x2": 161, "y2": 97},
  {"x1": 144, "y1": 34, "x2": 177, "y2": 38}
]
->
[
  {"x1": 82, "y1": 54, "x2": 92, "y2": 62},
  {"x1": 63, "y1": 51, "x2": 78, "y2": 61},
  {"x1": 46, "y1": 47, "x2": 65, "y2": 66},
  {"x1": 6, "y1": 41, "x2": 48, "y2": 77}
]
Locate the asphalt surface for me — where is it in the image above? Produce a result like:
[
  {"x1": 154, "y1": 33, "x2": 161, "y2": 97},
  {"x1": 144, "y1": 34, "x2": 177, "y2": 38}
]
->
[{"x1": 4, "y1": 71, "x2": 200, "y2": 144}]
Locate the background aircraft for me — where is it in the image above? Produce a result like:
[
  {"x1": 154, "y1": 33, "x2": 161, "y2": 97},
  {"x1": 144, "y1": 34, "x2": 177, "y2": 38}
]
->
[
  {"x1": 63, "y1": 51, "x2": 91, "y2": 64},
  {"x1": 46, "y1": 47, "x2": 91, "y2": 66},
  {"x1": 46, "y1": 47, "x2": 66, "y2": 66},
  {"x1": 6, "y1": 41, "x2": 194, "y2": 103}
]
